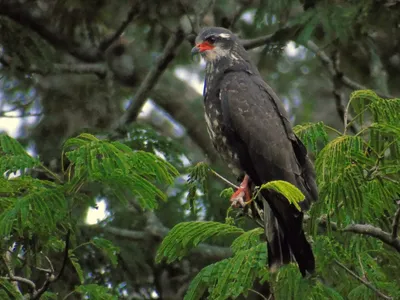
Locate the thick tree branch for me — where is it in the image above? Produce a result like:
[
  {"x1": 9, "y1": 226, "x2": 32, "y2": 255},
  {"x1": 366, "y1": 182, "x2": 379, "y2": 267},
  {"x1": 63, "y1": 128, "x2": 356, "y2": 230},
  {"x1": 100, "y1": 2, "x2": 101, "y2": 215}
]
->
[
  {"x1": 342, "y1": 224, "x2": 400, "y2": 252},
  {"x1": 334, "y1": 259, "x2": 392, "y2": 300},
  {"x1": 113, "y1": 28, "x2": 185, "y2": 131},
  {"x1": 0, "y1": 53, "x2": 106, "y2": 76}
]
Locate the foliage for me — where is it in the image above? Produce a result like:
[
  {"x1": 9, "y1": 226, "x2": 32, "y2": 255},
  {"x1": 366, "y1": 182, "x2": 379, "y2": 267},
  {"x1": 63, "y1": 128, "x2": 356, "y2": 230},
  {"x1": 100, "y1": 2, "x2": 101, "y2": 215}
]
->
[
  {"x1": 157, "y1": 91, "x2": 400, "y2": 299},
  {"x1": 0, "y1": 133, "x2": 178, "y2": 299}
]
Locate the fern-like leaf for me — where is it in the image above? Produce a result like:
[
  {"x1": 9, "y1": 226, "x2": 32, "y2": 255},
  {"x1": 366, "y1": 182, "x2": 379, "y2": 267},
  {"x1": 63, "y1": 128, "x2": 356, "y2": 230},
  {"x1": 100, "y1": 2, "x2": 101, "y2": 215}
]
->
[
  {"x1": 209, "y1": 243, "x2": 267, "y2": 300},
  {"x1": 156, "y1": 221, "x2": 243, "y2": 263},
  {"x1": 184, "y1": 260, "x2": 229, "y2": 300},
  {"x1": 69, "y1": 251, "x2": 84, "y2": 284},
  {"x1": 256, "y1": 180, "x2": 305, "y2": 211},
  {"x1": 231, "y1": 228, "x2": 264, "y2": 254},
  {"x1": 0, "y1": 133, "x2": 39, "y2": 176},
  {"x1": 64, "y1": 133, "x2": 178, "y2": 210},
  {"x1": 76, "y1": 284, "x2": 117, "y2": 300},
  {"x1": 91, "y1": 237, "x2": 120, "y2": 267},
  {"x1": 293, "y1": 121, "x2": 329, "y2": 154}
]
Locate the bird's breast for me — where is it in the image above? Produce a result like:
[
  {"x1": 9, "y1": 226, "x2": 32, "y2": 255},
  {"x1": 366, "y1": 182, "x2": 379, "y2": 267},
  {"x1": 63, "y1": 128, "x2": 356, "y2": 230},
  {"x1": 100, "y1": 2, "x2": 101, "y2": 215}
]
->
[{"x1": 204, "y1": 95, "x2": 241, "y2": 176}]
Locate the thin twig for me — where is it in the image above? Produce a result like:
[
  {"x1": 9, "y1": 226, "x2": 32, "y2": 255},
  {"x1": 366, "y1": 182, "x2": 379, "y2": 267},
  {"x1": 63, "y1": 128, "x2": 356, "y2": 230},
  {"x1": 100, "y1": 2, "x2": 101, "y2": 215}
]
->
[
  {"x1": 113, "y1": 28, "x2": 184, "y2": 132},
  {"x1": 210, "y1": 169, "x2": 240, "y2": 189},
  {"x1": 99, "y1": 4, "x2": 139, "y2": 51},
  {"x1": 392, "y1": 203, "x2": 400, "y2": 239},
  {"x1": 334, "y1": 259, "x2": 392, "y2": 300},
  {"x1": 249, "y1": 288, "x2": 270, "y2": 300},
  {"x1": 33, "y1": 230, "x2": 71, "y2": 299}
]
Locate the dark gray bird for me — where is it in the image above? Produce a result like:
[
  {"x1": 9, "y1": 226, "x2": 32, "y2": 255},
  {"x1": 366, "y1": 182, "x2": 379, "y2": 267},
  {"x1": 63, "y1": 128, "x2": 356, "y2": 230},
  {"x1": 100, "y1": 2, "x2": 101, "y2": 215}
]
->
[{"x1": 191, "y1": 27, "x2": 318, "y2": 277}]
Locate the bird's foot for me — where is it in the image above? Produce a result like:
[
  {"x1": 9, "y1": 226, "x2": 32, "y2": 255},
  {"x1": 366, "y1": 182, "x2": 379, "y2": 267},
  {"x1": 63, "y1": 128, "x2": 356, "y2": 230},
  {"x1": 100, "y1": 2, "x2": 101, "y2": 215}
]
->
[{"x1": 230, "y1": 175, "x2": 252, "y2": 208}]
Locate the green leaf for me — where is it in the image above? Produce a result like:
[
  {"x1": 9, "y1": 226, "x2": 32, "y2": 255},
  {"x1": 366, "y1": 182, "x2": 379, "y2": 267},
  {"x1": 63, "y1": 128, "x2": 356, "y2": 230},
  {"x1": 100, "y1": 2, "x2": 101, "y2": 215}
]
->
[
  {"x1": 293, "y1": 121, "x2": 329, "y2": 154},
  {"x1": 40, "y1": 292, "x2": 58, "y2": 300},
  {"x1": 69, "y1": 251, "x2": 84, "y2": 284},
  {"x1": 0, "y1": 133, "x2": 39, "y2": 176},
  {"x1": 156, "y1": 221, "x2": 243, "y2": 263},
  {"x1": 0, "y1": 278, "x2": 23, "y2": 299},
  {"x1": 257, "y1": 180, "x2": 305, "y2": 211},
  {"x1": 231, "y1": 228, "x2": 264, "y2": 254},
  {"x1": 63, "y1": 133, "x2": 179, "y2": 210},
  {"x1": 209, "y1": 243, "x2": 267, "y2": 300},
  {"x1": 76, "y1": 284, "x2": 117, "y2": 300},
  {"x1": 91, "y1": 237, "x2": 120, "y2": 266},
  {"x1": 184, "y1": 259, "x2": 229, "y2": 300}
]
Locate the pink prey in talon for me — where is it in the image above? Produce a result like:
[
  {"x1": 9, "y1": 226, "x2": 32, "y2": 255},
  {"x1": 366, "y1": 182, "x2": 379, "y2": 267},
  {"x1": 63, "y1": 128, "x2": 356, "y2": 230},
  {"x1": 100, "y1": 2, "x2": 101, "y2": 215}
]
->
[{"x1": 230, "y1": 174, "x2": 252, "y2": 208}]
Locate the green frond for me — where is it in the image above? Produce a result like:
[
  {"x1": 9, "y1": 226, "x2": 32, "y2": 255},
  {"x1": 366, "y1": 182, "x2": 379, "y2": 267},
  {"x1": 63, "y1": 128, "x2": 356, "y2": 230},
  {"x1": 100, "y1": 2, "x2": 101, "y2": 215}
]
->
[
  {"x1": 316, "y1": 135, "x2": 365, "y2": 222},
  {"x1": 64, "y1": 133, "x2": 179, "y2": 209},
  {"x1": 184, "y1": 243, "x2": 267, "y2": 300},
  {"x1": 91, "y1": 237, "x2": 120, "y2": 267},
  {"x1": 0, "y1": 133, "x2": 39, "y2": 176},
  {"x1": 69, "y1": 251, "x2": 84, "y2": 284},
  {"x1": 231, "y1": 228, "x2": 264, "y2": 253},
  {"x1": 75, "y1": 284, "x2": 117, "y2": 300},
  {"x1": 184, "y1": 259, "x2": 229, "y2": 300},
  {"x1": 0, "y1": 278, "x2": 23, "y2": 299},
  {"x1": 156, "y1": 221, "x2": 243, "y2": 264},
  {"x1": 209, "y1": 243, "x2": 267, "y2": 300},
  {"x1": 0, "y1": 179, "x2": 67, "y2": 237},
  {"x1": 293, "y1": 121, "x2": 329, "y2": 154},
  {"x1": 257, "y1": 180, "x2": 305, "y2": 211},
  {"x1": 40, "y1": 292, "x2": 58, "y2": 300},
  {"x1": 186, "y1": 162, "x2": 211, "y2": 206},
  {"x1": 274, "y1": 264, "x2": 344, "y2": 300}
]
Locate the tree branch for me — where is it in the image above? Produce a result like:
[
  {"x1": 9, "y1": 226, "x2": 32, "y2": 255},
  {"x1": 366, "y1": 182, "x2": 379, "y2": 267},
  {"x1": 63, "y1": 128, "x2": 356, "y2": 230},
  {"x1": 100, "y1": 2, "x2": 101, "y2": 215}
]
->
[
  {"x1": 2, "y1": 251, "x2": 36, "y2": 294},
  {"x1": 99, "y1": 4, "x2": 139, "y2": 52},
  {"x1": 0, "y1": 2, "x2": 101, "y2": 62},
  {"x1": 334, "y1": 259, "x2": 392, "y2": 300},
  {"x1": 113, "y1": 28, "x2": 185, "y2": 131},
  {"x1": 342, "y1": 224, "x2": 400, "y2": 252},
  {"x1": 33, "y1": 230, "x2": 71, "y2": 299},
  {"x1": 392, "y1": 201, "x2": 400, "y2": 239},
  {"x1": 241, "y1": 25, "x2": 302, "y2": 50},
  {"x1": 306, "y1": 41, "x2": 393, "y2": 99},
  {"x1": 86, "y1": 211, "x2": 232, "y2": 263}
]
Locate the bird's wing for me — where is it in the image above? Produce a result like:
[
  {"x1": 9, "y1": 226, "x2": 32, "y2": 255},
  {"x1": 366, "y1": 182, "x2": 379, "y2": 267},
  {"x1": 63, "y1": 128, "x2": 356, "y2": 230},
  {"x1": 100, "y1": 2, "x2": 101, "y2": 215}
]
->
[
  {"x1": 219, "y1": 70, "x2": 316, "y2": 275},
  {"x1": 220, "y1": 70, "x2": 310, "y2": 193}
]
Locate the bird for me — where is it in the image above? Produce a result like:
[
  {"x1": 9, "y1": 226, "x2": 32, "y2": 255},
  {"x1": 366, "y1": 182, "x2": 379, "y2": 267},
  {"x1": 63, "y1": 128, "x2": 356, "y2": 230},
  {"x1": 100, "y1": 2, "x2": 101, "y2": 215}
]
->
[{"x1": 191, "y1": 27, "x2": 318, "y2": 277}]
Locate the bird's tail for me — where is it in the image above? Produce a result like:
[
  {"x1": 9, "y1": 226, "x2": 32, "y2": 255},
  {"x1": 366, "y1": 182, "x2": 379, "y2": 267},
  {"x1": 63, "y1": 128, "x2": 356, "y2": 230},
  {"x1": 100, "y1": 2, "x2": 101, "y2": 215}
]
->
[{"x1": 263, "y1": 197, "x2": 315, "y2": 277}]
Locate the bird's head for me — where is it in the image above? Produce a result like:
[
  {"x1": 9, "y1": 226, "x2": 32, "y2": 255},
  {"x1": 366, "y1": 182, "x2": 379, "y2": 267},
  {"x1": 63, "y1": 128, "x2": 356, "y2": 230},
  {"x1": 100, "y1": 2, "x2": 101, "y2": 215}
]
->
[{"x1": 191, "y1": 27, "x2": 238, "y2": 63}]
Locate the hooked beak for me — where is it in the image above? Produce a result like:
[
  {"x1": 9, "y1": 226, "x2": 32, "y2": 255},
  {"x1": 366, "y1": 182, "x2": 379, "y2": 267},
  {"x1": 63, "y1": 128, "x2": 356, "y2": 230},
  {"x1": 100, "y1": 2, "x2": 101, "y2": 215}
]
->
[
  {"x1": 191, "y1": 41, "x2": 214, "y2": 59},
  {"x1": 191, "y1": 45, "x2": 201, "y2": 58}
]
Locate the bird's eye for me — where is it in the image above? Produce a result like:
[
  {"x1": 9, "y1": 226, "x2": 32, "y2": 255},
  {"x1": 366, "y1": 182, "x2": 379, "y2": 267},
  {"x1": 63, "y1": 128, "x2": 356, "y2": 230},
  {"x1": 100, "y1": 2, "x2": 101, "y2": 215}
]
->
[{"x1": 206, "y1": 36, "x2": 216, "y2": 44}]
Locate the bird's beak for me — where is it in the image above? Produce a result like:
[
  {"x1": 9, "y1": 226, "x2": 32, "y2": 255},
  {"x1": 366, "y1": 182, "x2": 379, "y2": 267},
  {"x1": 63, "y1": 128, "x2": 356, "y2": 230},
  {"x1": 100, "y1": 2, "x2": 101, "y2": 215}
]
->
[
  {"x1": 191, "y1": 41, "x2": 214, "y2": 59},
  {"x1": 191, "y1": 44, "x2": 201, "y2": 59}
]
